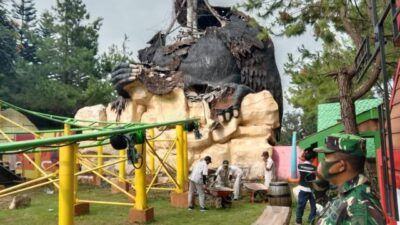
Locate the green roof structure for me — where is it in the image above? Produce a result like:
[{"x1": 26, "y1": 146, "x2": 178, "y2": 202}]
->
[
  {"x1": 299, "y1": 99, "x2": 382, "y2": 158},
  {"x1": 317, "y1": 99, "x2": 383, "y2": 131}
]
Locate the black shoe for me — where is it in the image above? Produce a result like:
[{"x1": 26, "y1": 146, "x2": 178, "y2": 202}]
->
[
  {"x1": 200, "y1": 207, "x2": 208, "y2": 212},
  {"x1": 188, "y1": 206, "x2": 194, "y2": 210}
]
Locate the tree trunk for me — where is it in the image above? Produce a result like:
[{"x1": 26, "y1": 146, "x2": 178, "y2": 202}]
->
[
  {"x1": 186, "y1": 0, "x2": 193, "y2": 28},
  {"x1": 186, "y1": 0, "x2": 197, "y2": 31},
  {"x1": 192, "y1": 0, "x2": 198, "y2": 30},
  {"x1": 337, "y1": 71, "x2": 359, "y2": 134}
]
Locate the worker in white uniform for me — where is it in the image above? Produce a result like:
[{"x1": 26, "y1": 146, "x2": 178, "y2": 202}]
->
[
  {"x1": 215, "y1": 160, "x2": 243, "y2": 200},
  {"x1": 262, "y1": 151, "x2": 275, "y2": 189},
  {"x1": 188, "y1": 156, "x2": 212, "y2": 211}
]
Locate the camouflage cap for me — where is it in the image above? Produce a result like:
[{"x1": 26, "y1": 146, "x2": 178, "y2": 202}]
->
[{"x1": 314, "y1": 133, "x2": 366, "y2": 157}]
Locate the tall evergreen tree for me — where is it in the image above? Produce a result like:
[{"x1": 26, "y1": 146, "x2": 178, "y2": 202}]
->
[
  {"x1": 12, "y1": 0, "x2": 38, "y2": 62},
  {"x1": 0, "y1": 0, "x2": 17, "y2": 101},
  {"x1": 38, "y1": 10, "x2": 55, "y2": 38},
  {"x1": 53, "y1": 0, "x2": 102, "y2": 86},
  {"x1": 11, "y1": 0, "x2": 112, "y2": 116}
]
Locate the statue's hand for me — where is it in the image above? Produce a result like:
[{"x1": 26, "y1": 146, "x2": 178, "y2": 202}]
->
[
  {"x1": 210, "y1": 83, "x2": 253, "y2": 123},
  {"x1": 111, "y1": 63, "x2": 143, "y2": 98}
]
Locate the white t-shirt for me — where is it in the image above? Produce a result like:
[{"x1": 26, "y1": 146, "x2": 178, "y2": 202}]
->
[
  {"x1": 216, "y1": 165, "x2": 243, "y2": 179},
  {"x1": 265, "y1": 157, "x2": 275, "y2": 179},
  {"x1": 230, "y1": 165, "x2": 243, "y2": 177},
  {"x1": 189, "y1": 160, "x2": 209, "y2": 184}
]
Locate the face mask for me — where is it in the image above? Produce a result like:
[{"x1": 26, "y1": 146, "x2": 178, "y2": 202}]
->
[{"x1": 321, "y1": 159, "x2": 343, "y2": 180}]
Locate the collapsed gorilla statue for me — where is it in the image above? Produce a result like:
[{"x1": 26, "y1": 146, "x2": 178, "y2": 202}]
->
[{"x1": 111, "y1": 0, "x2": 283, "y2": 138}]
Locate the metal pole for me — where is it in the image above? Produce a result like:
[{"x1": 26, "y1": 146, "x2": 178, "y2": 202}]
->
[
  {"x1": 22, "y1": 153, "x2": 59, "y2": 189},
  {"x1": 58, "y1": 124, "x2": 74, "y2": 225},
  {"x1": 97, "y1": 144, "x2": 104, "y2": 176},
  {"x1": 34, "y1": 126, "x2": 42, "y2": 179},
  {"x1": 119, "y1": 150, "x2": 126, "y2": 182},
  {"x1": 175, "y1": 124, "x2": 184, "y2": 193},
  {"x1": 372, "y1": 0, "x2": 399, "y2": 219},
  {"x1": 183, "y1": 130, "x2": 188, "y2": 185},
  {"x1": 290, "y1": 131, "x2": 298, "y2": 179},
  {"x1": 34, "y1": 152, "x2": 42, "y2": 178},
  {"x1": 134, "y1": 144, "x2": 147, "y2": 210},
  {"x1": 0, "y1": 118, "x2": 199, "y2": 152},
  {"x1": 378, "y1": 105, "x2": 391, "y2": 214},
  {"x1": 148, "y1": 129, "x2": 155, "y2": 176},
  {"x1": 73, "y1": 144, "x2": 78, "y2": 204},
  {"x1": 34, "y1": 135, "x2": 42, "y2": 179}
]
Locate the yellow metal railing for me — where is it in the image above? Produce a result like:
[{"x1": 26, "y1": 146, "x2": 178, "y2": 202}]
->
[{"x1": 0, "y1": 109, "x2": 193, "y2": 225}]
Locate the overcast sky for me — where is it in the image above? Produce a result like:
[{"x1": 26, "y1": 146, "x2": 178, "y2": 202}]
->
[{"x1": 32, "y1": 0, "x2": 322, "y2": 112}]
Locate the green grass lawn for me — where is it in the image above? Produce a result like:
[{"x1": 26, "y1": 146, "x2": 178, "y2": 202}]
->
[
  {"x1": 0, "y1": 185, "x2": 310, "y2": 225},
  {"x1": 0, "y1": 185, "x2": 267, "y2": 225}
]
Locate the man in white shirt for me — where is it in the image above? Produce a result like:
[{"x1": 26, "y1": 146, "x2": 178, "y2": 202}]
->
[
  {"x1": 262, "y1": 151, "x2": 275, "y2": 188},
  {"x1": 188, "y1": 156, "x2": 212, "y2": 211},
  {"x1": 215, "y1": 160, "x2": 243, "y2": 200}
]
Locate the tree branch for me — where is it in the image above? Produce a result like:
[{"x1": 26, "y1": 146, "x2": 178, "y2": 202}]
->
[
  {"x1": 165, "y1": 0, "x2": 187, "y2": 35},
  {"x1": 203, "y1": 0, "x2": 226, "y2": 27},
  {"x1": 351, "y1": 56, "x2": 382, "y2": 101},
  {"x1": 340, "y1": 5, "x2": 362, "y2": 47}
]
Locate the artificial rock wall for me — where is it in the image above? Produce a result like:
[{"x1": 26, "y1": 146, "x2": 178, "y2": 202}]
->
[{"x1": 75, "y1": 81, "x2": 280, "y2": 179}]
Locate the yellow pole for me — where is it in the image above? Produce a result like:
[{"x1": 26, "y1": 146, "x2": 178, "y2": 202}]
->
[
  {"x1": 148, "y1": 129, "x2": 155, "y2": 176},
  {"x1": 175, "y1": 124, "x2": 184, "y2": 193},
  {"x1": 79, "y1": 159, "x2": 135, "y2": 200},
  {"x1": 22, "y1": 153, "x2": 59, "y2": 189},
  {"x1": 134, "y1": 144, "x2": 147, "y2": 210},
  {"x1": 118, "y1": 150, "x2": 126, "y2": 182},
  {"x1": 34, "y1": 152, "x2": 42, "y2": 178},
  {"x1": 97, "y1": 144, "x2": 104, "y2": 176},
  {"x1": 34, "y1": 135, "x2": 42, "y2": 178},
  {"x1": 59, "y1": 124, "x2": 74, "y2": 225},
  {"x1": 73, "y1": 144, "x2": 78, "y2": 204},
  {"x1": 183, "y1": 130, "x2": 188, "y2": 184}
]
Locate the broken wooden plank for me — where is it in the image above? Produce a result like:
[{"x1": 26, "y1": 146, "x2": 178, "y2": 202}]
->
[{"x1": 252, "y1": 205, "x2": 291, "y2": 225}]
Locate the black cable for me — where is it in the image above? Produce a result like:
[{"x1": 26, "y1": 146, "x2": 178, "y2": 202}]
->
[
  {"x1": 42, "y1": 141, "x2": 77, "y2": 148},
  {"x1": 2, "y1": 140, "x2": 78, "y2": 155},
  {"x1": 1, "y1": 147, "x2": 35, "y2": 155},
  {"x1": 132, "y1": 149, "x2": 144, "y2": 170},
  {"x1": 146, "y1": 126, "x2": 168, "y2": 140},
  {"x1": 350, "y1": 0, "x2": 366, "y2": 19},
  {"x1": 144, "y1": 138, "x2": 176, "y2": 173}
]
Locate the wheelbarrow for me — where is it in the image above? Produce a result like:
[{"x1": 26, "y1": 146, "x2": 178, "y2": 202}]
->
[
  {"x1": 205, "y1": 186, "x2": 234, "y2": 208},
  {"x1": 244, "y1": 183, "x2": 268, "y2": 203}
]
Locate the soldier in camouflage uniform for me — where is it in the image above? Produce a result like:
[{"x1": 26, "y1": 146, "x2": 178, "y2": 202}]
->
[{"x1": 314, "y1": 133, "x2": 385, "y2": 225}]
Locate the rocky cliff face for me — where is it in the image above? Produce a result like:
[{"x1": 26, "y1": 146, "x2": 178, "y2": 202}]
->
[{"x1": 75, "y1": 82, "x2": 279, "y2": 179}]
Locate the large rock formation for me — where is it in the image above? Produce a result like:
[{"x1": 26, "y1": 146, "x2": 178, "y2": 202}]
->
[{"x1": 75, "y1": 82, "x2": 279, "y2": 179}]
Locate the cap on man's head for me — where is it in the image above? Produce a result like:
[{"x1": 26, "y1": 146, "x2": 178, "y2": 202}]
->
[
  {"x1": 314, "y1": 133, "x2": 366, "y2": 157},
  {"x1": 204, "y1": 156, "x2": 212, "y2": 163},
  {"x1": 223, "y1": 160, "x2": 229, "y2": 165}
]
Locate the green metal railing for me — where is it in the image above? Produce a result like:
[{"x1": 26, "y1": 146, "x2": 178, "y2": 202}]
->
[
  {"x1": 0, "y1": 119, "x2": 198, "y2": 152},
  {"x1": 0, "y1": 100, "x2": 140, "y2": 130}
]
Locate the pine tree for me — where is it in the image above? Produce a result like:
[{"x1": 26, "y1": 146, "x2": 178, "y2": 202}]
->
[
  {"x1": 53, "y1": 0, "x2": 102, "y2": 86},
  {"x1": 0, "y1": 0, "x2": 17, "y2": 101},
  {"x1": 0, "y1": 0, "x2": 16, "y2": 75},
  {"x1": 11, "y1": 0, "x2": 111, "y2": 116},
  {"x1": 38, "y1": 11, "x2": 55, "y2": 38},
  {"x1": 12, "y1": 0, "x2": 38, "y2": 62}
]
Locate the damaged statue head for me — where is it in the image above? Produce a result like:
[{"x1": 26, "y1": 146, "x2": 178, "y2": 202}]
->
[{"x1": 111, "y1": 0, "x2": 283, "y2": 139}]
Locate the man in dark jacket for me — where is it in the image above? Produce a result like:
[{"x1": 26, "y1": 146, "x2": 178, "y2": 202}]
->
[{"x1": 296, "y1": 148, "x2": 317, "y2": 225}]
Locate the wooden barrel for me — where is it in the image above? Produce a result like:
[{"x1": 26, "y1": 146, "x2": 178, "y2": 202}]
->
[{"x1": 268, "y1": 181, "x2": 292, "y2": 207}]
